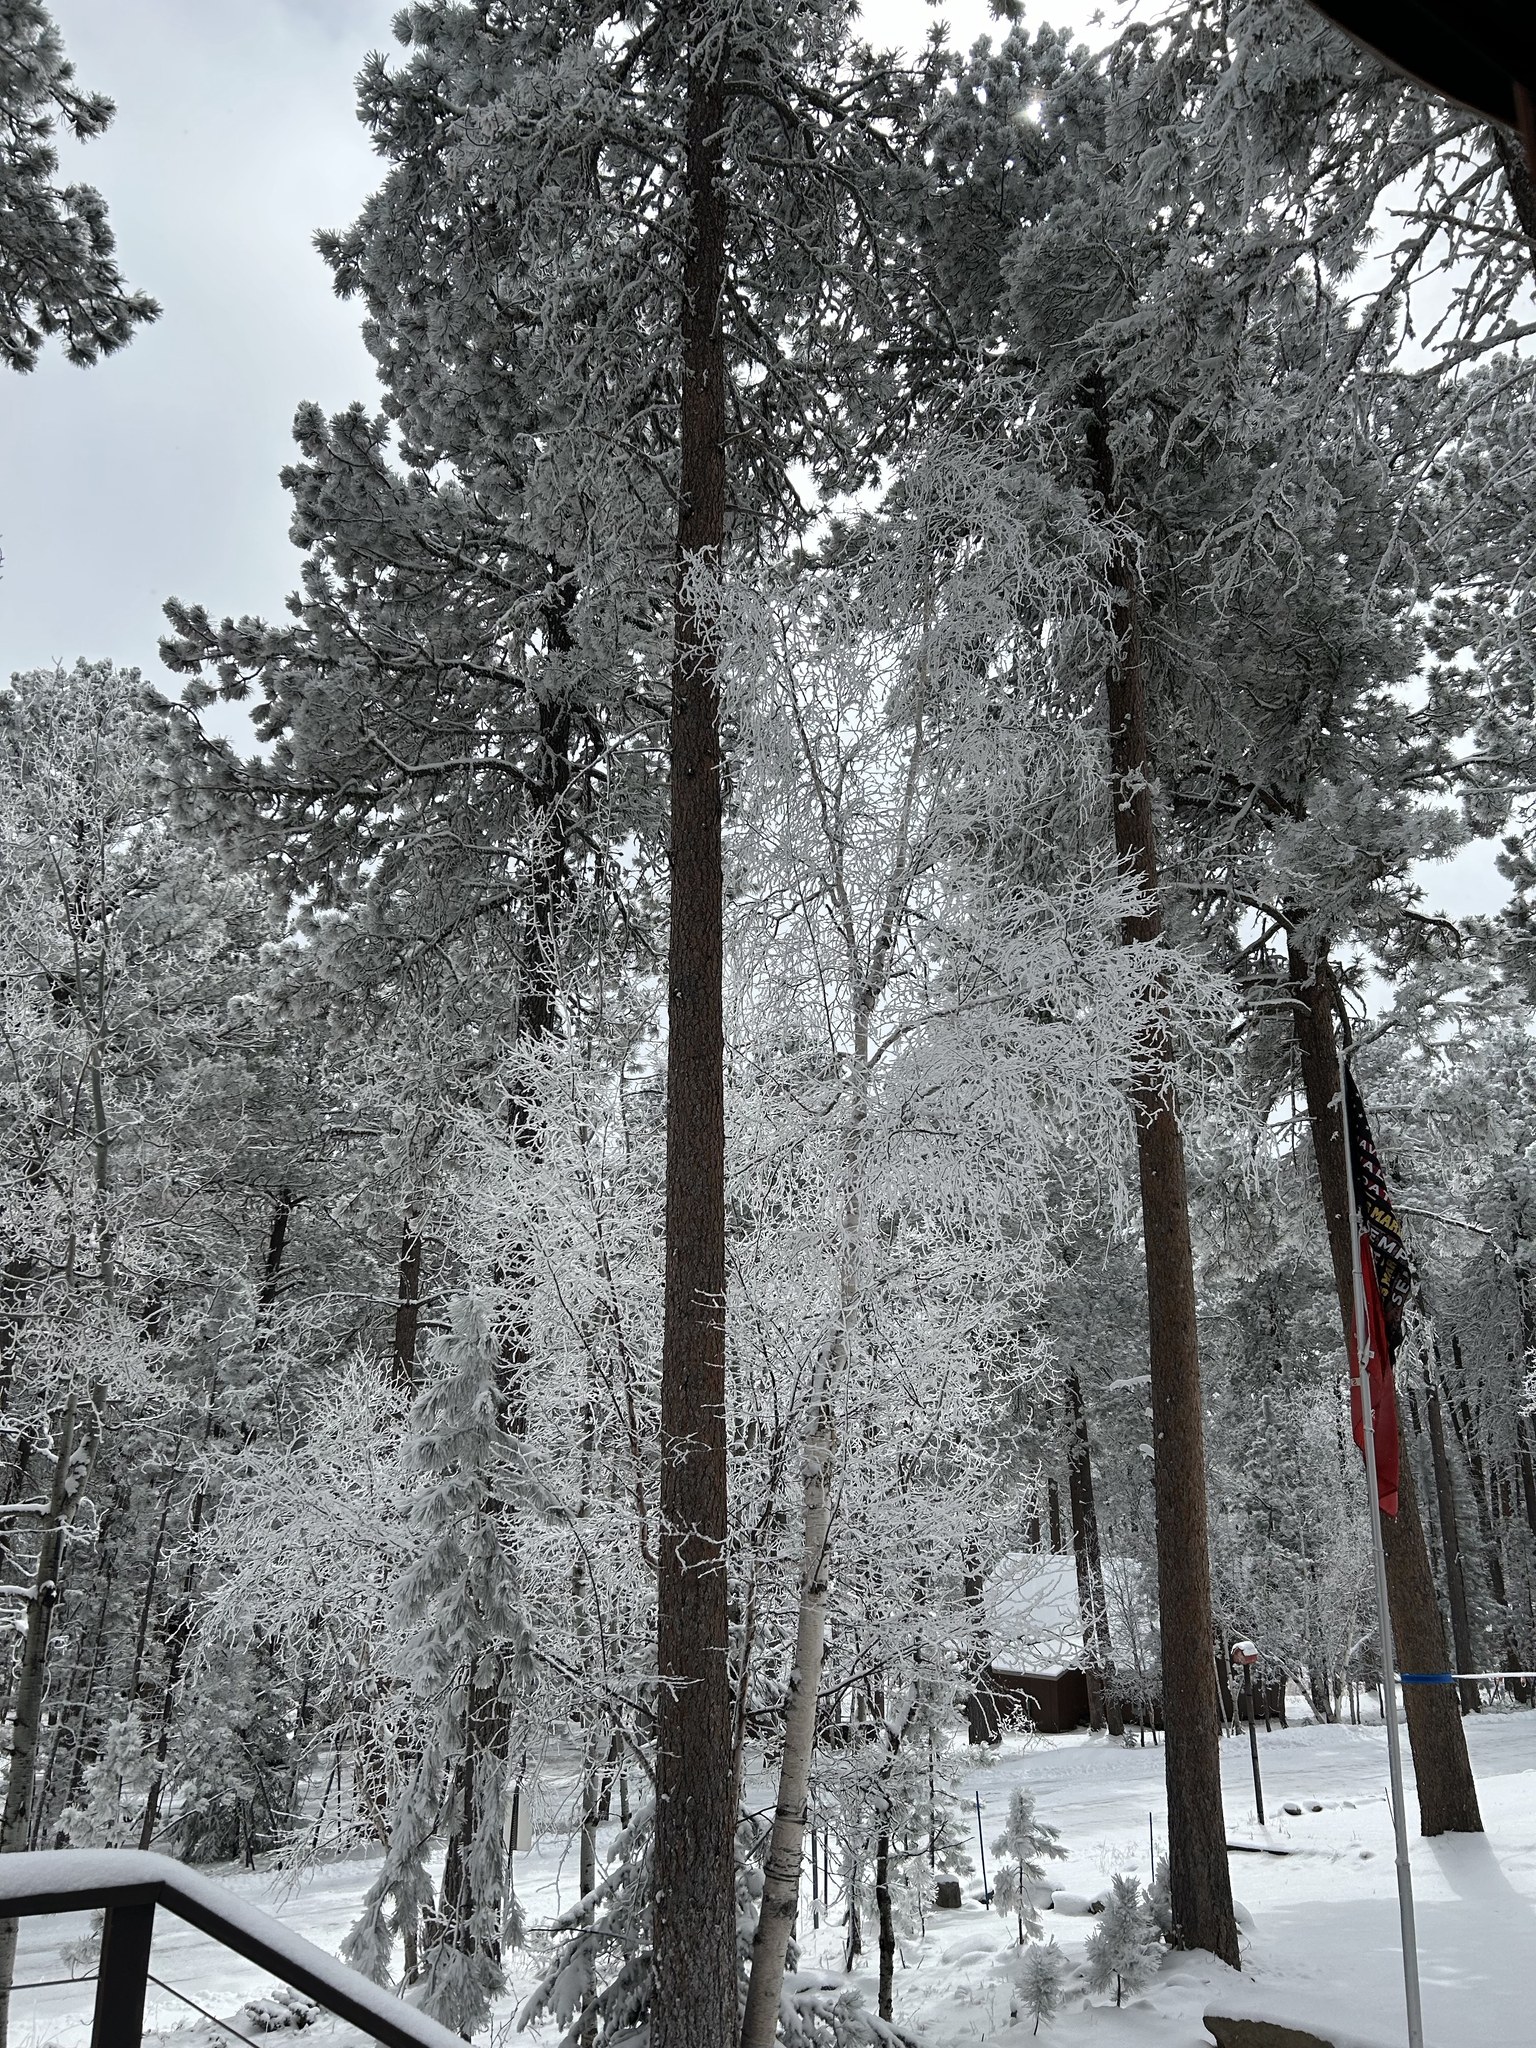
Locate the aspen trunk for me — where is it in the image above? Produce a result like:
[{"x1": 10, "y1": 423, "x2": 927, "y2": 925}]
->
[
  {"x1": 738, "y1": 1375, "x2": 835, "y2": 2048},
  {"x1": 875, "y1": 1833, "x2": 895, "y2": 2022},
  {"x1": 38, "y1": 1551, "x2": 115, "y2": 1843},
  {"x1": 653, "y1": 25, "x2": 735, "y2": 2048},
  {"x1": 1287, "y1": 941, "x2": 1482, "y2": 1833},
  {"x1": 1084, "y1": 382, "x2": 1237, "y2": 1966}
]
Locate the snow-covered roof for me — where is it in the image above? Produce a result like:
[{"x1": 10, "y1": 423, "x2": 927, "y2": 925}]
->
[{"x1": 981, "y1": 1551, "x2": 1142, "y2": 1677}]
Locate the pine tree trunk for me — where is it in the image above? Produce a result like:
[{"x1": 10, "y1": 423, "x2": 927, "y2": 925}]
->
[
  {"x1": 1443, "y1": 1349, "x2": 1521, "y2": 1670},
  {"x1": 1286, "y1": 940, "x2": 1482, "y2": 1833},
  {"x1": 1494, "y1": 129, "x2": 1536, "y2": 259},
  {"x1": 843, "y1": 1837, "x2": 862, "y2": 1968},
  {"x1": 392, "y1": 1209, "x2": 424, "y2": 1388},
  {"x1": 653, "y1": 23, "x2": 735, "y2": 2048},
  {"x1": 0, "y1": 1400, "x2": 82, "y2": 2048},
  {"x1": 1063, "y1": 1365, "x2": 1123, "y2": 1738},
  {"x1": 1516, "y1": 1415, "x2": 1536, "y2": 1543},
  {"x1": 258, "y1": 1188, "x2": 292, "y2": 1316},
  {"x1": 137, "y1": 1489, "x2": 207, "y2": 1852},
  {"x1": 578, "y1": 1754, "x2": 600, "y2": 2048},
  {"x1": 1425, "y1": 1369, "x2": 1479, "y2": 1712},
  {"x1": 1083, "y1": 381, "x2": 1237, "y2": 1967},
  {"x1": 572, "y1": 1398, "x2": 601, "y2": 2048}
]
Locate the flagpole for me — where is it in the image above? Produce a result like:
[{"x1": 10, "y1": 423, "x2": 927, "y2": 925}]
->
[{"x1": 1338, "y1": 1042, "x2": 1424, "y2": 2048}]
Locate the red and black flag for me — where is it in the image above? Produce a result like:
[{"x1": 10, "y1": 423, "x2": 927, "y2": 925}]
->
[{"x1": 1343, "y1": 1068, "x2": 1412, "y2": 1518}]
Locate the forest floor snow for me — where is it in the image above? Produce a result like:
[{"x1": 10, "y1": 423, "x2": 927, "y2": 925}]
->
[{"x1": 7, "y1": 1711, "x2": 1536, "y2": 2048}]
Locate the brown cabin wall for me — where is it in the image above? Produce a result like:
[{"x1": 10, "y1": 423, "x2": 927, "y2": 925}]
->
[{"x1": 969, "y1": 1667, "x2": 1093, "y2": 1738}]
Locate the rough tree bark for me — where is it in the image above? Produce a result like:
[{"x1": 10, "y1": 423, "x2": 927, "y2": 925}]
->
[
  {"x1": 653, "y1": 21, "x2": 736, "y2": 2048},
  {"x1": 1063, "y1": 1364, "x2": 1124, "y2": 1739},
  {"x1": 1425, "y1": 1365, "x2": 1479, "y2": 1713},
  {"x1": 392, "y1": 1208, "x2": 423, "y2": 1388},
  {"x1": 1083, "y1": 380, "x2": 1238, "y2": 1966},
  {"x1": 1286, "y1": 939, "x2": 1482, "y2": 1833},
  {"x1": 0, "y1": 1399, "x2": 87, "y2": 2048}
]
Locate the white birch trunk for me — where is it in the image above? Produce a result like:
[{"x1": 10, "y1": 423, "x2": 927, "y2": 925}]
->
[{"x1": 738, "y1": 1357, "x2": 837, "y2": 2048}]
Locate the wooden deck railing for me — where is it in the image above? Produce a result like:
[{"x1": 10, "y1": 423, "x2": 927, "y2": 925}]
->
[{"x1": 0, "y1": 1849, "x2": 465, "y2": 2048}]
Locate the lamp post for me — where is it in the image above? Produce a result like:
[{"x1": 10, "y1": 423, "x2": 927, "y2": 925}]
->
[{"x1": 1231, "y1": 1640, "x2": 1264, "y2": 1826}]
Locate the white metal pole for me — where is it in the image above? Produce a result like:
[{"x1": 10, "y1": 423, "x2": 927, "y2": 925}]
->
[{"x1": 1338, "y1": 1043, "x2": 1424, "y2": 2048}]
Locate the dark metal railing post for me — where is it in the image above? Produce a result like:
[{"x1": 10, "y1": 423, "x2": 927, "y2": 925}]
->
[
  {"x1": 92, "y1": 1900, "x2": 155, "y2": 2048},
  {"x1": 0, "y1": 1850, "x2": 459, "y2": 2048}
]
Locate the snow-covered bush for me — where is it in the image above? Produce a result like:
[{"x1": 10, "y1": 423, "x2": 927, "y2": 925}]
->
[
  {"x1": 522, "y1": 1807, "x2": 913, "y2": 2048},
  {"x1": 240, "y1": 1987, "x2": 320, "y2": 2032}
]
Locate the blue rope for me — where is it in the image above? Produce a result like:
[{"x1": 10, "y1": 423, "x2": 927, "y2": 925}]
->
[{"x1": 1398, "y1": 1672, "x2": 1458, "y2": 1685}]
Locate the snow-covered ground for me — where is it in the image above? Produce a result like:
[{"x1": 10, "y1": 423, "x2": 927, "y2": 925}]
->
[{"x1": 9, "y1": 1710, "x2": 1536, "y2": 2047}]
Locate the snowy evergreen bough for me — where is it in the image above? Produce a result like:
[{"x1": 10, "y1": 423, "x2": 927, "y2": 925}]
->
[{"x1": 0, "y1": 0, "x2": 157, "y2": 369}]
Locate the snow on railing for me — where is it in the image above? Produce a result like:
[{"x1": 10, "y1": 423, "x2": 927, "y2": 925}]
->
[{"x1": 0, "y1": 1848, "x2": 464, "y2": 2048}]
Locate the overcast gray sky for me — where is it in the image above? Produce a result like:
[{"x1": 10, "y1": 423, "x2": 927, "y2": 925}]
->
[{"x1": 0, "y1": 0, "x2": 1508, "y2": 920}]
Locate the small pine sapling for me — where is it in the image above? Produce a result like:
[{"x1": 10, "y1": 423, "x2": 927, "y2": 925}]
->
[
  {"x1": 1015, "y1": 1942, "x2": 1069, "y2": 2034},
  {"x1": 990, "y1": 1787, "x2": 1065, "y2": 1943},
  {"x1": 1083, "y1": 1874, "x2": 1161, "y2": 2007},
  {"x1": 1148, "y1": 1856, "x2": 1173, "y2": 1942}
]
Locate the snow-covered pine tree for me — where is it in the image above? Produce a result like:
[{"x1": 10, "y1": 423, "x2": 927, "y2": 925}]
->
[
  {"x1": 1083, "y1": 1873, "x2": 1161, "y2": 2007},
  {"x1": 990, "y1": 1788, "x2": 1064, "y2": 1944},
  {"x1": 0, "y1": 661, "x2": 320, "y2": 2038},
  {"x1": 885, "y1": 27, "x2": 1254, "y2": 1958},
  {"x1": 342, "y1": 1293, "x2": 530, "y2": 2033},
  {"x1": 1015, "y1": 1941, "x2": 1069, "y2": 2035},
  {"x1": 0, "y1": 1, "x2": 157, "y2": 369},
  {"x1": 159, "y1": 13, "x2": 940, "y2": 2034}
]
